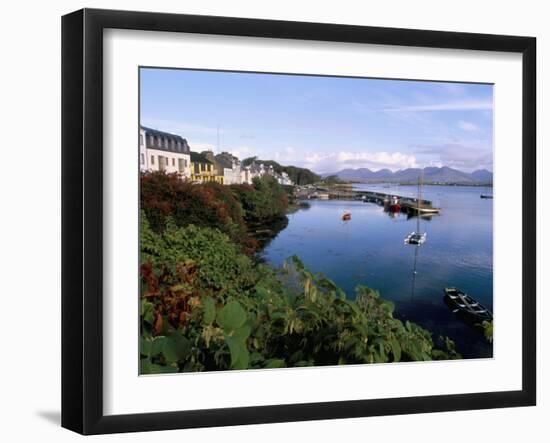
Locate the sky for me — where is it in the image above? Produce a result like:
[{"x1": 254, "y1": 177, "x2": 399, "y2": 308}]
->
[{"x1": 140, "y1": 68, "x2": 494, "y2": 174}]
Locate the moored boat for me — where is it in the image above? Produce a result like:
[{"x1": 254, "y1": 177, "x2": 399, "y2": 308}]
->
[
  {"x1": 480, "y1": 194, "x2": 493, "y2": 199},
  {"x1": 404, "y1": 232, "x2": 427, "y2": 245},
  {"x1": 342, "y1": 212, "x2": 351, "y2": 221},
  {"x1": 444, "y1": 287, "x2": 493, "y2": 322},
  {"x1": 388, "y1": 196, "x2": 401, "y2": 212},
  {"x1": 404, "y1": 173, "x2": 428, "y2": 245}
]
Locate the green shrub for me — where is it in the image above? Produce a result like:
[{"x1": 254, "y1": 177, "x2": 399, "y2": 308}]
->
[
  {"x1": 141, "y1": 171, "x2": 293, "y2": 253},
  {"x1": 141, "y1": 214, "x2": 258, "y2": 301},
  {"x1": 230, "y1": 175, "x2": 288, "y2": 223},
  {"x1": 140, "y1": 171, "x2": 251, "y2": 248}
]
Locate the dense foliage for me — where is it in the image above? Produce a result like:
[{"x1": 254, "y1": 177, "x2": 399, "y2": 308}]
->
[
  {"x1": 241, "y1": 157, "x2": 320, "y2": 185},
  {"x1": 140, "y1": 171, "x2": 291, "y2": 252},
  {"x1": 141, "y1": 171, "x2": 246, "y2": 238},
  {"x1": 140, "y1": 213, "x2": 460, "y2": 373},
  {"x1": 230, "y1": 176, "x2": 288, "y2": 223}
]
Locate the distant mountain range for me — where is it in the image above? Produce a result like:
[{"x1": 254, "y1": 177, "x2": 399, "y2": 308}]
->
[{"x1": 322, "y1": 166, "x2": 493, "y2": 184}]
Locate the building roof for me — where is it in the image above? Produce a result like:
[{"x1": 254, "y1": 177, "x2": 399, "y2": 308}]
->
[
  {"x1": 141, "y1": 125, "x2": 190, "y2": 154},
  {"x1": 214, "y1": 152, "x2": 239, "y2": 169},
  {"x1": 190, "y1": 151, "x2": 213, "y2": 164}
]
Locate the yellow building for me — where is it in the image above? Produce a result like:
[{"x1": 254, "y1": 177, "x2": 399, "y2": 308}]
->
[{"x1": 190, "y1": 152, "x2": 224, "y2": 184}]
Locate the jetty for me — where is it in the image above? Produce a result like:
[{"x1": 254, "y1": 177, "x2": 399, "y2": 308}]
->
[{"x1": 295, "y1": 184, "x2": 441, "y2": 215}]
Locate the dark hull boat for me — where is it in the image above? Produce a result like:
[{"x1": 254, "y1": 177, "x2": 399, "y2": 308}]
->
[
  {"x1": 444, "y1": 287, "x2": 493, "y2": 323},
  {"x1": 480, "y1": 194, "x2": 493, "y2": 199},
  {"x1": 404, "y1": 232, "x2": 427, "y2": 245},
  {"x1": 404, "y1": 174, "x2": 427, "y2": 245}
]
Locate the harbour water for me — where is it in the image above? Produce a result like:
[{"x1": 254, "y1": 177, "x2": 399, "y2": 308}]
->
[{"x1": 262, "y1": 184, "x2": 493, "y2": 359}]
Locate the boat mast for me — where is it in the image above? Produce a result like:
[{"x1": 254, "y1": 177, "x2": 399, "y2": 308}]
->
[{"x1": 416, "y1": 172, "x2": 422, "y2": 232}]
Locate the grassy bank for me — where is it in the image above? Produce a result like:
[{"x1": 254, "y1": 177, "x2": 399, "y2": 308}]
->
[{"x1": 139, "y1": 172, "x2": 460, "y2": 373}]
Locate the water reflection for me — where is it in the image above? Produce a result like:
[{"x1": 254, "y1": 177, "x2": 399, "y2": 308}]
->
[{"x1": 410, "y1": 244, "x2": 420, "y2": 301}]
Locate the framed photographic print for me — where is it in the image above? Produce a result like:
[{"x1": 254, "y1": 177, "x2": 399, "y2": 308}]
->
[{"x1": 62, "y1": 8, "x2": 536, "y2": 435}]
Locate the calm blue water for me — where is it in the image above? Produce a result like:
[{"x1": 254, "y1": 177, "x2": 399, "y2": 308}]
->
[{"x1": 262, "y1": 184, "x2": 493, "y2": 359}]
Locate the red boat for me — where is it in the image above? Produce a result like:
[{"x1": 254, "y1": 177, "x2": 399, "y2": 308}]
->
[{"x1": 388, "y1": 197, "x2": 401, "y2": 212}]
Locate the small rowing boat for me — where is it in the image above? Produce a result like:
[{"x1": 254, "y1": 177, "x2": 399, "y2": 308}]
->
[{"x1": 444, "y1": 287, "x2": 493, "y2": 322}]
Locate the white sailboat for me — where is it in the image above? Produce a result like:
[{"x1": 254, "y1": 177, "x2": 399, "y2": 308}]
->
[{"x1": 404, "y1": 173, "x2": 427, "y2": 245}]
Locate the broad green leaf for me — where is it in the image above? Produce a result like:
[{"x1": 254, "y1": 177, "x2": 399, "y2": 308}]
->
[
  {"x1": 390, "y1": 338, "x2": 401, "y2": 362},
  {"x1": 216, "y1": 300, "x2": 247, "y2": 332},
  {"x1": 140, "y1": 359, "x2": 178, "y2": 374},
  {"x1": 225, "y1": 335, "x2": 249, "y2": 369},
  {"x1": 202, "y1": 297, "x2": 216, "y2": 326},
  {"x1": 264, "y1": 359, "x2": 285, "y2": 368},
  {"x1": 162, "y1": 335, "x2": 191, "y2": 363},
  {"x1": 141, "y1": 299, "x2": 155, "y2": 325},
  {"x1": 151, "y1": 336, "x2": 166, "y2": 356},
  {"x1": 140, "y1": 337, "x2": 152, "y2": 357},
  {"x1": 233, "y1": 324, "x2": 252, "y2": 340}
]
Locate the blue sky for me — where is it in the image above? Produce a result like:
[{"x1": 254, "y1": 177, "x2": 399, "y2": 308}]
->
[{"x1": 140, "y1": 68, "x2": 493, "y2": 173}]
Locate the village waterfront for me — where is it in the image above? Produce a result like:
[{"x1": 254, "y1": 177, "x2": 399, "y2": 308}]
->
[{"x1": 262, "y1": 183, "x2": 493, "y2": 359}]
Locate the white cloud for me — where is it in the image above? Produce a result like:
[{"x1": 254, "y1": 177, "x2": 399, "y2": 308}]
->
[
  {"x1": 187, "y1": 141, "x2": 215, "y2": 152},
  {"x1": 228, "y1": 146, "x2": 256, "y2": 160},
  {"x1": 458, "y1": 121, "x2": 479, "y2": 132},
  {"x1": 141, "y1": 118, "x2": 218, "y2": 135},
  {"x1": 414, "y1": 143, "x2": 493, "y2": 172},
  {"x1": 382, "y1": 99, "x2": 493, "y2": 113},
  {"x1": 300, "y1": 151, "x2": 418, "y2": 173}
]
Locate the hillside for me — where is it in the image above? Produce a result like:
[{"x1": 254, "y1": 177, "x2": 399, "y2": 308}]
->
[{"x1": 322, "y1": 166, "x2": 492, "y2": 184}]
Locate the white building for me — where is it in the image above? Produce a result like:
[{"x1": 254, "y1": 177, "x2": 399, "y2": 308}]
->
[
  {"x1": 241, "y1": 161, "x2": 293, "y2": 186},
  {"x1": 241, "y1": 163, "x2": 264, "y2": 184},
  {"x1": 240, "y1": 166, "x2": 252, "y2": 184},
  {"x1": 277, "y1": 171, "x2": 293, "y2": 186},
  {"x1": 139, "y1": 126, "x2": 191, "y2": 178},
  {"x1": 215, "y1": 152, "x2": 242, "y2": 185}
]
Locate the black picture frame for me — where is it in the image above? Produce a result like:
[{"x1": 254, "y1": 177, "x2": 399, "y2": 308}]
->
[{"x1": 62, "y1": 8, "x2": 536, "y2": 435}]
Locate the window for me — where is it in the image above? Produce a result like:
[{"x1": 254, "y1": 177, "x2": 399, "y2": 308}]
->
[
  {"x1": 172, "y1": 158, "x2": 175, "y2": 166},
  {"x1": 139, "y1": 134, "x2": 144, "y2": 146},
  {"x1": 140, "y1": 153, "x2": 145, "y2": 164},
  {"x1": 151, "y1": 155, "x2": 155, "y2": 165}
]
